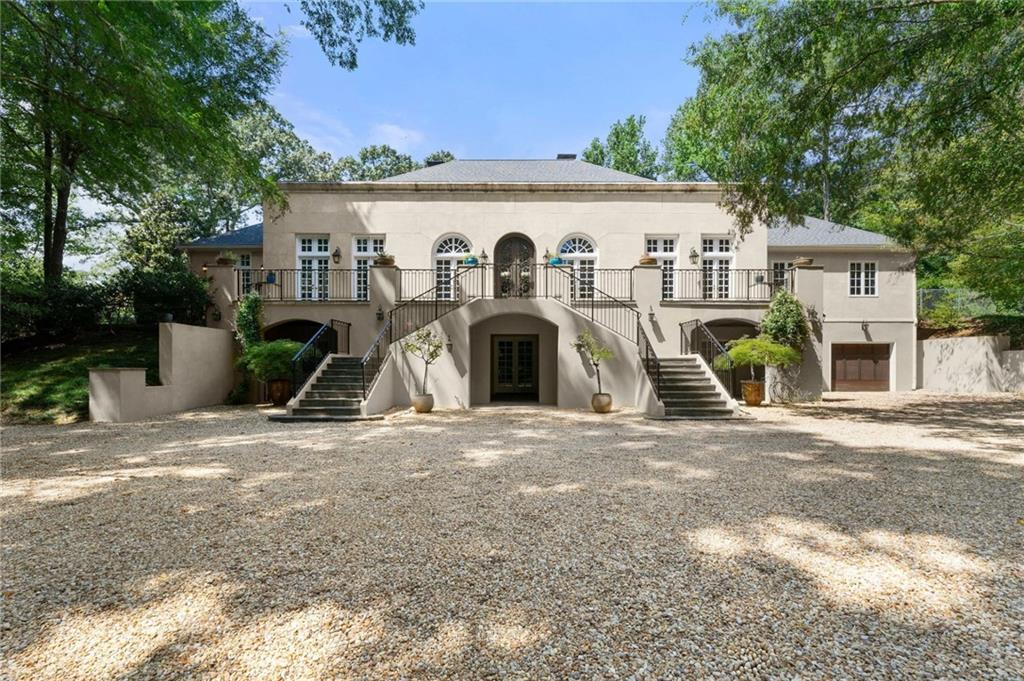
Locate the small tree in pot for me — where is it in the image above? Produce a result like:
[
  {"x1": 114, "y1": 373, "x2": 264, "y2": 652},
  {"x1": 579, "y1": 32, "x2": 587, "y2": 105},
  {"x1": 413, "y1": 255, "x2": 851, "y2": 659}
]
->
[
  {"x1": 402, "y1": 328, "x2": 444, "y2": 413},
  {"x1": 571, "y1": 328, "x2": 615, "y2": 413},
  {"x1": 716, "y1": 336, "x2": 800, "y2": 406},
  {"x1": 237, "y1": 339, "x2": 304, "y2": 405}
]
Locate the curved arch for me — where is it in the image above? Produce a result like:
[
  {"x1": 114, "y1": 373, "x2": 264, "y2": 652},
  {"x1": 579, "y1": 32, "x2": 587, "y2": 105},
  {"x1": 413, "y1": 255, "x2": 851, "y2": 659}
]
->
[
  {"x1": 557, "y1": 233, "x2": 597, "y2": 257},
  {"x1": 557, "y1": 233, "x2": 598, "y2": 298},
  {"x1": 433, "y1": 233, "x2": 473, "y2": 256},
  {"x1": 262, "y1": 318, "x2": 336, "y2": 345}
]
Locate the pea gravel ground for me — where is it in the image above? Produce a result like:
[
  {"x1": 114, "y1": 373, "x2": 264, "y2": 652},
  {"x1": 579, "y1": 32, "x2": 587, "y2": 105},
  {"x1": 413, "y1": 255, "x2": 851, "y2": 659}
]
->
[{"x1": 2, "y1": 392, "x2": 1022, "y2": 679}]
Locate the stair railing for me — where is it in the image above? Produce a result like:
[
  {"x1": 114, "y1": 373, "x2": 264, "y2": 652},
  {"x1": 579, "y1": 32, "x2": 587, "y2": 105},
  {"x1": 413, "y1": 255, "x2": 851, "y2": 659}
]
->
[
  {"x1": 546, "y1": 265, "x2": 640, "y2": 343},
  {"x1": 291, "y1": 319, "x2": 351, "y2": 397},
  {"x1": 361, "y1": 320, "x2": 392, "y2": 399},
  {"x1": 679, "y1": 319, "x2": 734, "y2": 396},
  {"x1": 388, "y1": 265, "x2": 485, "y2": 343},
  {"x1": 637, "y1": 322, "x2": 661, "y2": 398}
]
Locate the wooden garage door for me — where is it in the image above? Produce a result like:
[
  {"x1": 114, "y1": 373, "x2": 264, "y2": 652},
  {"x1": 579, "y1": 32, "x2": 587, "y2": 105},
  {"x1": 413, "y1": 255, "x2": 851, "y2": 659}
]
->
[{"x1": 832, "y1": 344, "x2": 890, "y2": 391}]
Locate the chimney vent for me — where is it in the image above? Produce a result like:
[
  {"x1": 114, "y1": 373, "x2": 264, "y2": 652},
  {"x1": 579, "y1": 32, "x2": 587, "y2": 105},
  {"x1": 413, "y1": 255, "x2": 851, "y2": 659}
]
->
[{"x1": 556, "y1": 153, "x2": 577, "y2": 160}]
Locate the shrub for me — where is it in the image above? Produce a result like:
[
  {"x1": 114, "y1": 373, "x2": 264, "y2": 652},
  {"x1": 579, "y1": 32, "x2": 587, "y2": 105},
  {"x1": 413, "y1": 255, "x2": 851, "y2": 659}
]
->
[
  {"x1": 116, "y1": 266, "x2": 210, "y2": 325},
  {"x1": 570, "y1": 328, "x2": 615, "y2": 393},
  {"x1": 236, "y1": 339, "x2": 303, "y2": 382},
  {"x1": 235, "y1": 293, "x2": 264, "y2": 349},
  {"x1": 760, "y1": 289, "x2": 809, "y2": 349},
  {"x1": 922, "y1": 296, "x2": 967, "y2": 330},
  {"x1": 0, "y1": 262, "x2": 109, "y2": 342},
  {"x1": 715, "y1": 336, "x2": 801, "y2": 380}
]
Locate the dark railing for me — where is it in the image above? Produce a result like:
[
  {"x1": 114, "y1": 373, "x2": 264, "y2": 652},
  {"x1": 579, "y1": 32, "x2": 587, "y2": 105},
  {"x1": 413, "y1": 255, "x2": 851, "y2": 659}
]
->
[
  {"x1": 396, "y1": 265, "x2": 635, "y2": 301},
  {"x1": 664, "y1": 268, "x2": 784, "y2": 302},
  {"x1": 240, "y1": 268, "x2": 365, "y2": 302},
  {"x1": 548, "y1": 265, "x2": 640, "y2": 343},
  {"x1": 638, "y1": 322, "x2": 660, "y2": 397},
  {"x1": 290, "y1": 319, "x2": 352, "y2": 397},
  {"x1": 361, "y1": 320, "x2": 392, "y2": 398},
  {"x1": 397, "y1": 269, "x2": 438, "y2": 301},
  {"x1": 679, "y1": 318, "x2": 734, "y2": 396},
  {"x1": 389, "y1": 266, "x2": 484, "y2": 343}
]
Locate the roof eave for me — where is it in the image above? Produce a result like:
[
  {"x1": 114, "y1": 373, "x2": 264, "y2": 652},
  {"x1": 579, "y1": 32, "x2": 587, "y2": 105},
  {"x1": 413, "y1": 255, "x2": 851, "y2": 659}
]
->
[
  {"x1": 767, "y1": 243, "x2": 907, "y2": 252},
  {"x1": 275, "y1": 181, "x2": 720, "y2": 193}
]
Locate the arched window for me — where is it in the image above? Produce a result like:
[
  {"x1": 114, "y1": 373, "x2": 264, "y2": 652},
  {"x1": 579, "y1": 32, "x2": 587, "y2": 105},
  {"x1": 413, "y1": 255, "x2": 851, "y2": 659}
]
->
[
  {"x1": 434, "y1": 235, "x2": 472, "y2": 300},
  {"x1": 558, "y1": 235, "x2": 597, "y2": 298}
]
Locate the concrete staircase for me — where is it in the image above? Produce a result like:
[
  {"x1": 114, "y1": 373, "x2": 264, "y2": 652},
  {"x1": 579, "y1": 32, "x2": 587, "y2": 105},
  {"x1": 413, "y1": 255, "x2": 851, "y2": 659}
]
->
[
  {"x1": 658, "y1": 356, "x2": 737, "y2": 419},
  {"x1": 269, "y1": 356, "x2": 376, "y2": 422}
]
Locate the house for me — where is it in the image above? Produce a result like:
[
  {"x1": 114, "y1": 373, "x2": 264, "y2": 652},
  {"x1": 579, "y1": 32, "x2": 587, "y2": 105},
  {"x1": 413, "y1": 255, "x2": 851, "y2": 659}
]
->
[{"x1": 183, "y1": 156, "x2": 916, "y2": 418}]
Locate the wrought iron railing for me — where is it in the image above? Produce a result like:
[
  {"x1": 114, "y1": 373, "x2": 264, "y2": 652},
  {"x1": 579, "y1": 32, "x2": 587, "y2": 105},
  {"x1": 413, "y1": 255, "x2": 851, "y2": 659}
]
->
[
  {"x1": 546, "y1": 265, "x2": 640, "y2": 343},
  {"x1": 290, "y1": 319, "x2": 351, "y2": 397},
  {"x1": 396, "y1": 264, "x2": 635, "y2": 301},
  {"x1": 361, "y1": 320, "x2": 391, "y2": 398},
  {"x1": 664, "y1": 268, "x2": 784, "y2": 302},
  {"x1": 388, "y1": 266, "x2": 484, "y2": 343},
  {"x1": 638, "y1": 322, "x2": 661, "y2": 398},
  {"x1": 397, "y1": 269, "x2": 438, "y2": 301},
  {"x1": 679, "y1": 318, "x2": 734, "y2": 396},
  {"x1": 240, "y1": 268, "x2": 366, "y2": 302}
]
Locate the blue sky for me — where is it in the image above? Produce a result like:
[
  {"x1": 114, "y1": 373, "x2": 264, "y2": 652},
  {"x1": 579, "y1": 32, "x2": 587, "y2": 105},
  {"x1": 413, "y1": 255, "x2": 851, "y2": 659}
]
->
[{"x1": 247, "y1": 1, "x2": 729, "y2": 160}]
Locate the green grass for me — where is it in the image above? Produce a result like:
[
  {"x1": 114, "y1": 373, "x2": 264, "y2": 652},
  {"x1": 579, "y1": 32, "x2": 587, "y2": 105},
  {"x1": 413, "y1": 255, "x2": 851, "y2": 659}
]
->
[{"x1": 1, "y1": 327, "x2": 160, "y2": 424}]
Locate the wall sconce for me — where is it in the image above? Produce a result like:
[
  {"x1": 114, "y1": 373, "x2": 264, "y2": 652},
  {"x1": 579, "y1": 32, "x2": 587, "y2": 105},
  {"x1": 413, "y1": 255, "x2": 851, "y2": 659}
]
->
[
  {"x1": 376, "y1": 305, "x2": 385, "y2": 321},
  {"x1": 201, "y1": 264, "x2": 208, "y2": 273},
  {"x1": 479, "y1": 248, "x2": 488, "y2": 263},
  {"x1": 332, "y1": 246, "x2": 342, "y2": 264},
  {"x1": 446, "y1": 334, "x2": 454, "y2": 352},
  {"x1": 861, "y1": 321, "x2": 869, "y2": 332},
  {"x1": 648, "y1": 306, "x2": 656, "y2": 323},
  {"x1": 688, "y1": 247, "x2": 699, "y2": 265}
]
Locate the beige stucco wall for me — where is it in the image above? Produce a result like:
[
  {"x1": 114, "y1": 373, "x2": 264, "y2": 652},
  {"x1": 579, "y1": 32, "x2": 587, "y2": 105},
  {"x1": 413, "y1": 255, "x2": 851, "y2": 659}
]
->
[
  {"x1": 469, "y1": 314, "x2": 559, "y2": 405},
  {"x1": 89, "y1": 323, "x2": 235, "y2": 422},
  {"x1": 917, "y1": 335, "x2": 1021, "y2": 393},
  {"x1": 264, "y1": 186, "x2": 767, "y2": 272},
  {"x1": 824, "y1": 321, "x2": 916, "y2": 392}
]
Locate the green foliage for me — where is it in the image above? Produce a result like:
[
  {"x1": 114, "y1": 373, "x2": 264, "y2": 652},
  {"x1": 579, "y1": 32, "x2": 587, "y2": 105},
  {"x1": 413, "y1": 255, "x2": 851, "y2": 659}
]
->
[
  {"x1": 423, "y1": 150, "x2": 456, "y2": 165},
  {"x1": 922, "y1": 297, "x2": 967, "y2": 330},
  {"x1": 237, "y1": 340, "x2": 303, "y2": 382},
  {"x1": 716, "y1": 336, "x2": 801, "y2": 380},
  {"x1": 0, "y1": 260, "x2": 110, "y2": 342},
  {"x1": 297, "y1": 0, "x2": 421, "y2": 69},
  {"x1": 760, "y1": 290, "x2": 810, "y2": 349},
  {"x1": 571, "y1": 329, "x2": 615, "y2": 393},
  {"x1": 235, "y1": 294, "x2": 264, "y2": 350},
  {"x1": 337, "y1": 145, "x2": 419, "y2": 181},
  {"x1": 671, "y1": 0, "x2": 1023, "y2": 308},
  {"x1": 1, "y1": 327, "x2": 159, "y2": 424},
  {"x1": 113, "y1": 265, "x2": 210, "y2": 326},
  {"x1": 948, "y1": 222, "x2": 1024, "y2": 314},
  {"x1": 401, "y1": 328, "x2": 444, "y2": 394},
  {"x1": 582, "y1": 115, "x2": 660, "y2": 179}
]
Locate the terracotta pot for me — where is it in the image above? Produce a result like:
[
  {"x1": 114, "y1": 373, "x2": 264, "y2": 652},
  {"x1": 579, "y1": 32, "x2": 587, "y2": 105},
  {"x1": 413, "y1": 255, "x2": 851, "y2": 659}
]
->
[
  {"x1": 268, "y1": 379, "x2": 292, "y2": 406},
  {"x1": 412, "y1": 393, "x2": 434, "y2": 413},
  {"x1": 639, "y1": 256, "x2": 658, "y2": 265},
  {"x1": 741, "y1": 380, "x2": 765, "y2": 407},
  {"x1": 791, "y1": 257, "x2": 814, "y2": 267},
  {"x1": 374, "y1": 256, "x2": 395, "y2": 266},
  {"x1": 591, "y1": 393, "x2": 613, "y2": 413}
]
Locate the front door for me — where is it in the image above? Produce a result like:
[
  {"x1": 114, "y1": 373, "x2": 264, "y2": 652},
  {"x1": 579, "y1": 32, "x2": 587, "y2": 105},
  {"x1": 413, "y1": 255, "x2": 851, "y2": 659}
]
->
[
  {"x1": 491, "y1": 335, "x2": 539, "y2": 401},
  {"x1": 494, "y1": 234, "x2": 536, "y2": 298}
]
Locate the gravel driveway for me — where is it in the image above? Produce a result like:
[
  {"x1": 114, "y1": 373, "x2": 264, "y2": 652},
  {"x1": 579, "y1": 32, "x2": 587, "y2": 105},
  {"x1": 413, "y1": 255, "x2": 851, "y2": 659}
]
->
[{"x1": 2, "y1": 392, "x2": 1022, "y2": 679}]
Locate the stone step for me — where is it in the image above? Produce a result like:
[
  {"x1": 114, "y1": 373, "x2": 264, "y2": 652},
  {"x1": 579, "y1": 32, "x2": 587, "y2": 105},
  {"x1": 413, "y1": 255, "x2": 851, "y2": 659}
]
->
[
  {"x1": 659, "y1": 369, "x2": 706, "y2": 378},
  {"x1": 291, "y1": 406, "x2": 362, "y2": 417},
  {"x1": 268, "y1": 414, "x2": 383, "y2": 423},
  {"x1": 663, "y1": 398, "x2": 729, "y2": 409},
  {"x1": 312, "y1": 379, "x2": 363, "y2": 388},
  {"x1": 320, "y1": 369, "x2": 363, "y2": 377},
  {"x1": 306, "y1": 390, "x2": 363, "y2": 399},
  {"x1": 298, "y1": 398, "x2": 362, "y2": 408},
  {"x1": 658, "y1": 383, "x2": 718, "y2": 394},
  {"x1": 664, "y1": 406, "x2": 736, "y2": 418},
  {"x1": 660, "y1": 358, "x2": 701, "y2": 365}
]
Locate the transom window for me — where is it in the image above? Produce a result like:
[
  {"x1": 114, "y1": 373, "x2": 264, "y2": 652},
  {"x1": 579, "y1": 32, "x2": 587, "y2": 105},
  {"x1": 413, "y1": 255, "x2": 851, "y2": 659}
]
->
[
  {"x1": 434, "y1": 235, "x2": 472, "y2": 300},
  {"x1": 559, "y1": 236, "x2": 596, "y2": 256},
  {"x1": 646, "y1": 236, "x2": 677, "y2": 299},
  {"x1": 354, "y1": 236, "x2": 385, "y2": 255},
  {"x1": 299, "y1": 237, "x2": 329, "y2": 255},
  {"x1": 558, "y1": 235, "x2": 597, "y2": 298},
  {"x1": 849, "y1": 261, "x2": 877, "y2": 296},
  {"x1": 702, "y1": 237, "x2": 731, "y2": 254}
]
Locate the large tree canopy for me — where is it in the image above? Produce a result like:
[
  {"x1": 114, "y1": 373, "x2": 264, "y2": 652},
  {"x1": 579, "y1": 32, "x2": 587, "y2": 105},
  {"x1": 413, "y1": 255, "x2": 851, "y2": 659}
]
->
[
  {"x1": 582, "y1": 115, "x2": 661, "y2": 180},
  {"x1": 667, "y1": 0, "x2": 1023, "y2": 308}
]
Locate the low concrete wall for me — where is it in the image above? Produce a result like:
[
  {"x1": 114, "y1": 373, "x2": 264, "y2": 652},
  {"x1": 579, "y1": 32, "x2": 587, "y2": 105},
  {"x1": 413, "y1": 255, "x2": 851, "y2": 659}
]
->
[
  {"x1": 916, "y1": 335, "x2": 1021, "y2": 393},
  {"x1": 90, "y1": 323, "x2": 235, "y2": 422}
]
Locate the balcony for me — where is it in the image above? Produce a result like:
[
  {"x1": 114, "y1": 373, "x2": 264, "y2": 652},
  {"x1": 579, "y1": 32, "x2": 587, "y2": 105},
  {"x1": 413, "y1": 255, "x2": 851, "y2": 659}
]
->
[
  {"x1": 398, "y1": 264, "x2": 634, "y2": 301},
  {"x1": 661, "y1": 268, "x2": 788, "y2": 302},
  {"x1": 237, "y1": 268, "x2": 366, "y2": 302}
]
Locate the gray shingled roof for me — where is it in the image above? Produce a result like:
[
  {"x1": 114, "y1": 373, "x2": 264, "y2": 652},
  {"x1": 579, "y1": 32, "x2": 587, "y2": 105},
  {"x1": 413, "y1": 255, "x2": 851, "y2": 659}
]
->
[
  {"x1": 183, "y1": 223, "x2": 263, "y2": 249},
  {"x1": 376, "y1": 159, "x2": 655, "y2": 183},
  {"x1": 768, "y1": 216, "x2": 890, "y2": 248}
]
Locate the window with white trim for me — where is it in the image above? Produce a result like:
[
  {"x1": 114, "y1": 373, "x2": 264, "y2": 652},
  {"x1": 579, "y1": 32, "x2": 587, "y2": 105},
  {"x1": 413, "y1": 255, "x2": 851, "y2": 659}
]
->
[
  {"x1": 849, "y1": 261, "x2": 877, "y2": 296},
  {"x1": 434, "y1": 235, "x2": 471, "y2": 300},
  {"x1": 296, "y1": 236, "x2": 330, "y2": 300},
  {"x1": 238, "y1": 253, "x2": 253, "y2": 295},
  {"x1": 700, "y1": 236, "x2": 733, "y2": 299},
  {"x1": 771, "y1": 261, "x2": 789, "y2": 288},
  {"x1": 646, "y1": 236, "x2": 677, "y2": 299},
  {"x1": 559, "y1": 235, "x2": 597, "y2": 299},
  {"x1": 353, "y1": 236, "x2": 385, "y2": 301}
]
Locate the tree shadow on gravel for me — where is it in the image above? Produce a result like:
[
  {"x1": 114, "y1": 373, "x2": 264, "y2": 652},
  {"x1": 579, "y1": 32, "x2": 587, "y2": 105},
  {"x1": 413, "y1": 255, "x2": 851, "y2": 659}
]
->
[{"x1": 2, "y1": 401, "x2": 1022, "y2": 678}]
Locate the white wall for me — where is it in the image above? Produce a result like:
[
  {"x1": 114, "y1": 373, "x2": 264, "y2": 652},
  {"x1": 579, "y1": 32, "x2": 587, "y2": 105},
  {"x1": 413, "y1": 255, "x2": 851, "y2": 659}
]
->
[
  {"x1": 90, "y1": 323, "x2": 235, "y2": 422},
  {"x1": 917, "y1": 335, "x2": 1022, "y2": 393}
]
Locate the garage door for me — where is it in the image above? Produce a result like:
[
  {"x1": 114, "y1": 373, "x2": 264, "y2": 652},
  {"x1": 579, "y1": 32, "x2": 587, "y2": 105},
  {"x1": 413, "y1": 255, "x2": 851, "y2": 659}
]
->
[{"x1": 831, "y1": 344, "x2": 890, "y2": 391}]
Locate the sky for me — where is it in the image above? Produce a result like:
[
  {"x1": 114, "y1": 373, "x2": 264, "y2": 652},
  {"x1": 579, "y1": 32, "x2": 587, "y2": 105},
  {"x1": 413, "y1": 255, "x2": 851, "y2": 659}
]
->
[{"x1": 246, "y1": 1, "x2": 731, "y2": 161}]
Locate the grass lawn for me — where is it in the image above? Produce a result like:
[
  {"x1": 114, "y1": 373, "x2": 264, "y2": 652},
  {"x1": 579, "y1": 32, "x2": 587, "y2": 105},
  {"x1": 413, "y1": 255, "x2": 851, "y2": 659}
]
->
[{"x1": 1, "y1": 326, "x2": 160, "y2": 424}]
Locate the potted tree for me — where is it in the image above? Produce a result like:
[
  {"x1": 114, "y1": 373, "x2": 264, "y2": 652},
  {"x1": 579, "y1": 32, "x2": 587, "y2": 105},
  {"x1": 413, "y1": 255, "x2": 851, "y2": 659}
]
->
[
  {"x1": 571, "y1": 329, "x2": 615, "y2": 413},
  {"x1": 717, "y1": 336, "x2": 800, "y2": 407},
  {"x1": 374, "y1": 251, "x2": 395, "y2": 266},
  {"x1": 237, "y1": 339, "x2": 303, "y2": 405},
  {"x1": 216, "y1": 251, "x2": 238, "y2": 266},
  {"x1": 401, "y1": 328, "x2": 444, "y2": 413},
  {"x1": 639, "y1": 252, "x2": 658, "y2": 265}
]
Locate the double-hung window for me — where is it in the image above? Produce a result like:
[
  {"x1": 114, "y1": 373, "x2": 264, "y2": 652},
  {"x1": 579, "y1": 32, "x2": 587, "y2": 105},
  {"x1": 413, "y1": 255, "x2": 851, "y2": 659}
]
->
[
  {"x1": 353, "y1": 236, "x2": 385, "y2": 301},
  {"x1": 297, "y1": 236, "x2": 330, "y2": 300},
  {"x1": 646, "y1": 236, "x2": 677, "y2": 299},
  {"x1": 771, "y1": 261, "x2": 789, "y2": 289},
  {"x1": 701, "y1": 237, "x2": 733, "y2": 299},
  {"x1": 849, "y1": 261, "x2": 877, "y2": 296},
  {"x1": 238, "y1": 253, "x2": 253, "y2": 295}
]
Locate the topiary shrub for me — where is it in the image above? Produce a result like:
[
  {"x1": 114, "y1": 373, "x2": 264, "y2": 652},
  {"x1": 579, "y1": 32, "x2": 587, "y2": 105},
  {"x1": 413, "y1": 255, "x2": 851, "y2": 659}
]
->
[
  {"x1": 760, "y1": 289, "x2": 809, "y2": 349},
  {"x1": 236, "y1": 339, "x2": 303, "y2": 382},
  {"x1": 715, "y1": 336, "x2": 801, "y2": 380}
]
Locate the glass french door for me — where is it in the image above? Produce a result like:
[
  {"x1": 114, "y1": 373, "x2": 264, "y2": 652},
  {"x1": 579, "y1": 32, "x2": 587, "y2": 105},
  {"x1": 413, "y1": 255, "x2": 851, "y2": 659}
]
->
[
  {"x1": 702, "y1": 258, "x2": 731, "y2": 299},
  {"x1": 491, "y1": 335, "x2": 538, "y2": 400},
  {"x1": 299, "y1": 257, "x2": 329, "y2": 300}
]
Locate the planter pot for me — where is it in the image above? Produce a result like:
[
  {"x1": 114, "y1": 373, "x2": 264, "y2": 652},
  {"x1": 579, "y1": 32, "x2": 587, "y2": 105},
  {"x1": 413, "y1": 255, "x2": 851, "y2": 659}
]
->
[
  {"x1": 412, "y1": 393, "x2": 434, "y2": 413},
  {"x1": 791, "y1": 257, "x2": 814, "y2": 267},
  {"x1": 374, "y1": 256, "x2": 395, "y2": 266},
  {"x1": 268, "y1": 379, "x2": 292, "y2": 406},
  {"x1": 463, "y1": 256, "x2": 479, "y2": 266},
  {"x1": 216, "y1": 257, "x2": 236, "y2": 266},
  {"x1": 591, "y1": 393, "x2": 613, "y2": 413},
  {"x1": 547, "y1": 257, "x2": 563, "y2": 266},
  {"x1": 265, "y1": 271, "x2": 277, "y2": 284},
  {"x1": 741, "y1": 380, "x2": 765, "y2": 407},
  {"x1": 639, "y1": 256, "x2": 658, "y2": 266}
]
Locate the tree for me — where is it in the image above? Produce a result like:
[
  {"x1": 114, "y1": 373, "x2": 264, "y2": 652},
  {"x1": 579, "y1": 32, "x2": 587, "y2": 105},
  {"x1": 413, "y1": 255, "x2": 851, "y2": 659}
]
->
[
  {"x1": 570, "y1": 329, "x2": 615, "y2": 394},
  {"x1": 717, "y1": 337, "x2": 801, "y2": 381},
  {"x1": 582, "y1": 115, "x2": 660, "y2": 179},
  {"x1": 336, "y1": 144, "x2": 420, "y2": 181},
  {"x1": 401, "y1": 328, "x2": 444, "y2": 395},
  {"x1": 423, "y1": 150, "x2": 455, "y2": 165},
  {"x1": 298, "y1": 0, "x2": 422, "y2": 69},
  {"x1": 670, "y1": 0, "x2": 1023, "y2": 304}
]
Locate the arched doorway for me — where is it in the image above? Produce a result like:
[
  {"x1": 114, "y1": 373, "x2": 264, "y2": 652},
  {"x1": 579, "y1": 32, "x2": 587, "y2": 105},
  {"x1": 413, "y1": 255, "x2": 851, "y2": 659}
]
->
[
  {"x1": 264, "y1": 319, "x2": 335, "y2": 347},
  {"x1": 493, "y1": 233, "x2": 536, "y2": 298},
  {"x1": 704, "y1": 319, "x2": 760, "y2": 396}
]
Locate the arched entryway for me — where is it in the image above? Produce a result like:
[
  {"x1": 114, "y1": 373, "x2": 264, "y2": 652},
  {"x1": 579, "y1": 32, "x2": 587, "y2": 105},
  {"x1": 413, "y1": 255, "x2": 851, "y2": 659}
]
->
[
  {"x1": 493, "y1": 233, "x2": 536, "y2": 298},
  {"x1": 469, "y1": 313, "x2": 557, "y2": 404},
  {"x1": 704, "y1": 318, "x2": 760, "y2": 396},
  {"x1": 263, "y1": 319, "x2": 335, "y2": 347}
]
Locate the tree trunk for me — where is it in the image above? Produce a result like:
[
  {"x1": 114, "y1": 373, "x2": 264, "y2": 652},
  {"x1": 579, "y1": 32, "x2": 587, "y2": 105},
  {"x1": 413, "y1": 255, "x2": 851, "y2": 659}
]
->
[
  {"x1": 595, "y1": 363, "x2": 602, "y2": 393},
  {"x1": 421, "y1": 362, "x2": 429, "y2": 396},
  {"x1": 821, "y1": 123, "x2": 831, "y2": 222},
  {"x1": 43, "y1": 136, "x2": 77, "y2": 284},
  {"x1": 42, "y1": 126, "x2": 54, "y2": 282}
]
